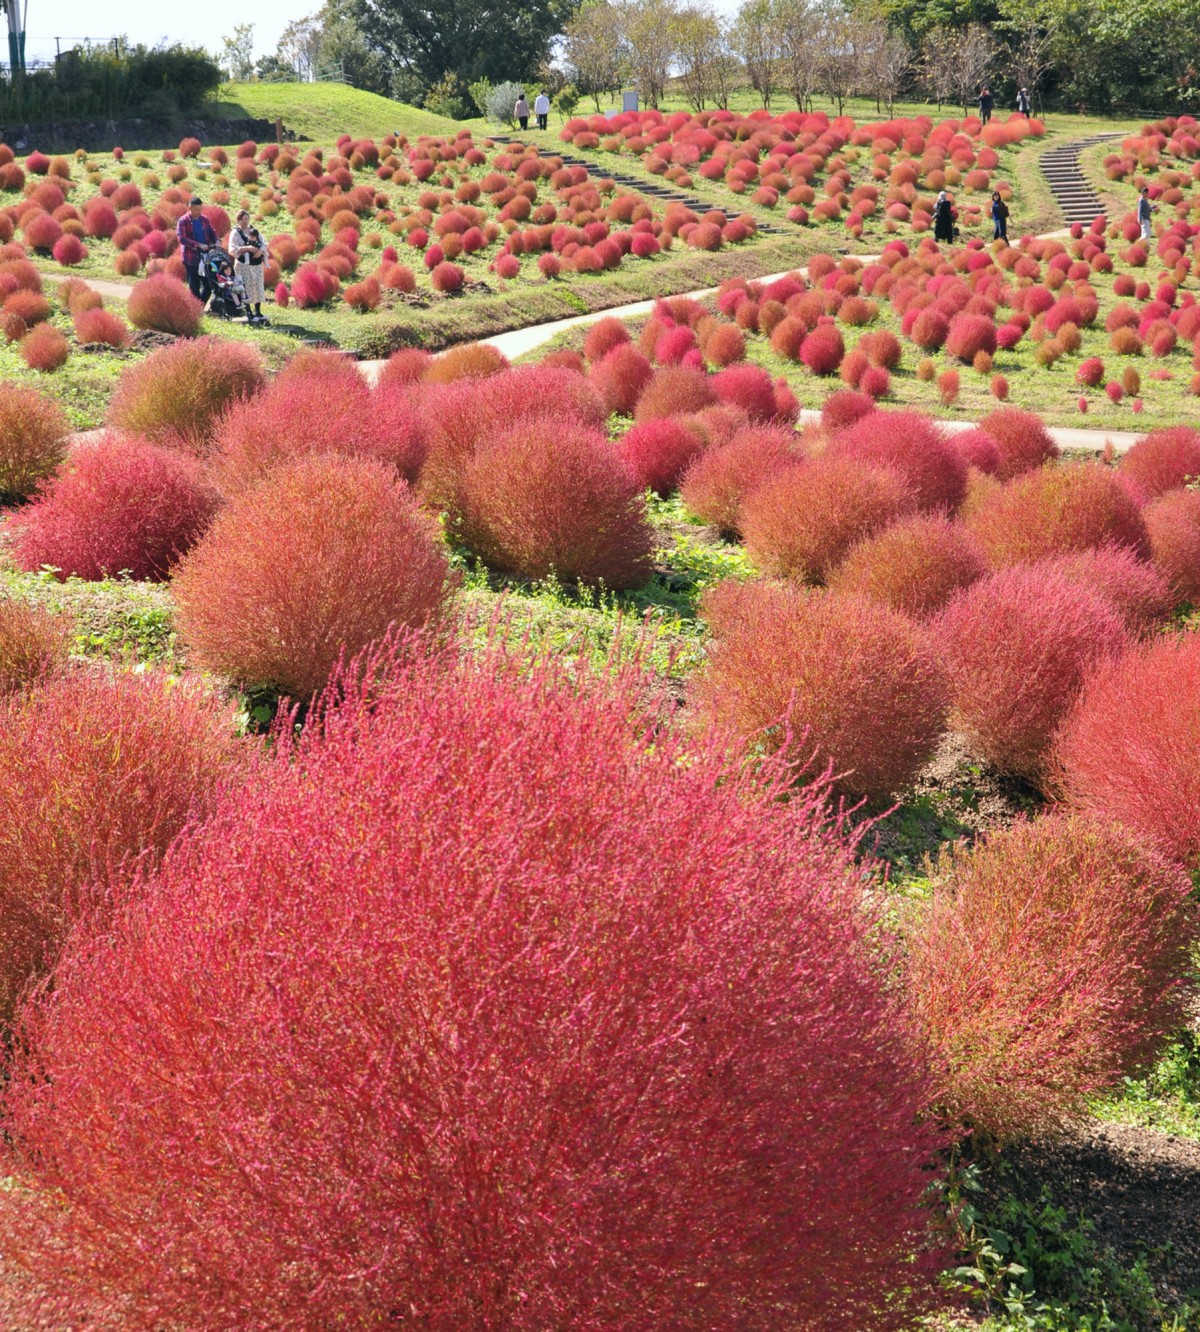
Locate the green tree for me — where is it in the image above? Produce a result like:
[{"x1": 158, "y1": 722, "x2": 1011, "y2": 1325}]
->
[
  {"x1": 221, "y1": 23, "x2": 255, "y2": 81},
  {"x1": 353, "y1": 0, "x2": 578, "y2": 94},
  {"x1": 563, "y1": 1, "x2": 626, "y2": 110}
]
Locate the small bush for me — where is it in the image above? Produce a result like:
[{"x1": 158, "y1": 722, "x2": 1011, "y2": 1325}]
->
[
  {"x1": 0, "y1": 669, "x2": 245, "y2": 1024},
  {"x1": 1054, "y1": 631, "x2": 1200, "y2": 867},
  {"x1": 910, "y1": 308, "x2": 949, "y2": 351},
  {"x1": 108, "y1": 337, "x2": 265, "y2": 449},
  {"x1": 907, "y1": 815, "x2": 1197, "y2": 1141},
  {"x1": 458, "y1": 414, "x2": 654, "y2": 588},
  {"x1": 11, "y1": 433, "x2": 220, "y2": 582},
  {"x1": 935, "y1": 566, "x2": 1127, "y2": 781},
  {"x1": 710, "y1": 363, "x2": 779, "y2": 422},
  {"x1": 173, "y1": 455, "x2": 450, "y2": 698},
  {"x1": 73, "y1": 306, "x2": 129, "y2": 348},
  {"x1": 693, "y1": 579, "x2": 948, "y2": 802},
  {"x1": 0, "y1": 599, "x2": 71, "y2": 695},
  {"x1": 423, "y1": 341, "x2": 508, "y2": 385},
  {"x1": 634, "y1": 365, "x2": 717, "y2": 421},
  {"x1": 0, "y1": 383, "x2": 70, "y2": 499},
  {"x1": 976, "y1": 407, "x2": 1060, "y2": 479},
  {"x1": 679, "y1": 426, "x2": 801, "y2": 535},
  {"x1": 742, "y1": 456, "x2": 916, "y2": 583},
  {"x1": 828, "y1": 515, "x2": 987, "y2": 618},
  {"x1": 589, "y1": 342, "x2": 654, "y2": 416},
  {"x1": 829, "y1": 409, "x2": 969, "y2": 512},
  {"x1": 800, "y1": 323, "x2": 845, "y2": 375},
  {"x1": 619, "y1": 419, "x2": 705, "y2": 497},
  {"x1": 0, "y1": 636, "x2": 944, "y2": 1330},
  {"x1": 944, "y1": 313, "x2": 997, "y2": 362},
  {"x1": 430, "y1": 260, "x2": 465, "y2": 293},
  {"x1": 964, "y1": 462, "x2": 1149, "y2": 568},
  {"x1": 1033, "y1": 546, "x2": 1172, "y2": 637},
  {"x1": 582, "y1": 316, "x2": 630, "y2": 363},
  {"x1": 377, "y1": 347, "x2": 434, "y2": 387},
  {"x1": 19, "y1": 323, "x2": 69, "y2": 372},
  {"x1": 1143, "y1": 488, "x2": 1200, "y2": 603},
  {"x1": 1119, "y1": 426, "x2": 1200, "y2": 500},
  {"x1": 822, "y1": 390, "x2": 874, "y2": 431},
  {"x1": 127, "y1": 274, "x2": 203, "y2": 337}
]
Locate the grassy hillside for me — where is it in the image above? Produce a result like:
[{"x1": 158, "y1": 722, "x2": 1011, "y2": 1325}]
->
[{"x1": 209, "y1": 82, "x2": 458, "y2": 142}]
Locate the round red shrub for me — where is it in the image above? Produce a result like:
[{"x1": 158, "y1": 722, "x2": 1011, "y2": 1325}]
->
[
  {"x1": 50, "y1": 234, "x2": 86, "y2": 266},
  {"x1": 828, "y1": 514, "x2": 987, "y2": 618},
  {"x1": 174, "y1": 455, "x2": 450, "y2": 698},
  {"x1": 830, "y1": 409, "x2": 969, "y2": 513},
  {"x1": 0, "y1": 634, "x2": 945, "y2": 1330},
  {"x1": 0, "y1": 598, "x2": 71, "y2": 696},
  {"x1": 0, "y1": 383, "x2": 69, "y2": 499},
  {"x1": 423, "y1": 341, "x2": 509, "y2": 385},
  {"x1": 975, "y1": 407, "x2": 1060, "y2": 480},
  {"x1": 965, "y1": 462, "x2": 1149, "y2": 568},
  {"x1": 693, "y1": 579, "x2": 948, "y2": 802},
  {"x1": 634, "y1": 365, "x2": 717, "y2": 421},
  {"x1": 19, "y1": 323, "x2": 69, "y2": 372},
  {"x1": 1054, "y1": 630, "x2": 1200, "y2": 867},
  {"x1": 822, "y1": 390, "x2": 875, "y2": 431},
  {"x1": 679, "y1": 426, "x2": 801, "y2": 535},
  {"x1": 910, "y1": 308, "x2": 949, "y2": 351},
  {"x1": 457, "y1": 414, "x2": 654, "y2": 588},
  {"x1": 1032, "y1": 546, "x2": 1171, "y2": 637},
  {"x1": 944, "y1": 312, "x2": 997, "y2": 362},
  {"x1": 582, "y1": 316, "x2": 631, "y2": 363},
  {"x1": 800, "y1": 323, "x2": 845, "y2": 375},
  {"x1": 127, "y1": 274, "x2": 203, "y2": 337},
  {"x1": 377, "y1": 347, "x2": 434, "y2": 387},
  {"x1": 619, "y1": 418, "x2": 705, "y2": 497},
  {"x1": 935, "y1": 566, "x2": 1128, "y2": 781},
  {"x1": 589, "y1": 343, "x2": 654, "y2": 417},
  {"x1": 1143, "y1": 488, "x2": 1200, "y2": 602},
  {"x1": 430, "y1": 260, "x2": 465, "y2": 293},
  {"x1": 906, "y1": 815, "x2": 1196, "y2": 1142},
  {"x1": 11, "y1": 433, "x2": 220, "y2": 581},
  {"x1": 108, "y1": 336, "x2": 265, "y2": 449},
  {"x1": 22, "y1": 211, "x2": 62, "y2": 252},
  {"x1": 72, "y1": 306, "x2": 129, "y2": 348},
  {"x1": 742, "y1": 456, "x2": 917, "y2": 583},
  {"x1": 1119, "y1": 426, "x2": 1200, "y2": 500},
  {"x1": 710, "y1": 363, "x2": 779, "y2": 422},
  {"x1": 0, "y1": 668, "x2": 246, "y2": 1024}
]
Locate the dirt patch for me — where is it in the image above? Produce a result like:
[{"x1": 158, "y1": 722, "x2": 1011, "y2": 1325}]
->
[
  {"x1": 992, "y1": 1123, "x2": 1200, "y2": 1309},
  {"x1": 127, "y1": 329, "x2": 178, "y2": 353}
]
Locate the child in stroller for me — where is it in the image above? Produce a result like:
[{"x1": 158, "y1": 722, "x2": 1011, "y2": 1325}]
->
[{"x1": 203, "y1": 248, "x2": 251, "y2": 321}]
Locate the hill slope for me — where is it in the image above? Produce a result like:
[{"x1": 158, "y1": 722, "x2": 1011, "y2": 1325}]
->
[{"x1": 210, "y1": 82, "x2": 459, "y2": 142}]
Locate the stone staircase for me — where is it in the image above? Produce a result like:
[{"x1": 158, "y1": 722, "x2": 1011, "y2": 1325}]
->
[{"x1": 1040, "y1": 133, "x2": 1123, "y2": 227}]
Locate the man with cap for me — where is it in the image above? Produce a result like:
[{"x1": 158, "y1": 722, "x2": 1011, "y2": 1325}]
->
[{"x1": 176, "y1": 196, "x2": 218, "y2": 306}]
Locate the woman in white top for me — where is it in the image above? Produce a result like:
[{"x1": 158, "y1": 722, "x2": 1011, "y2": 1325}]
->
[{"x1": 230, "y1": 209, "x2": 269, "y2": 324}]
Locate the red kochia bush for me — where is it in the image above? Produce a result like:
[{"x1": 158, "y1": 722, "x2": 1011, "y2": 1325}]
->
[
  {"x1": 619, "y1": 418, "x2": 704, "y2": 496},
  {"x1": 0, "y1": 669, "x2": 246, "y2": 1024},
  {"x1": 829, "y1": 409, "x2": 969, "y2": 512},
  {"x1": 800, "y1": 323, "x2": 845, "y2": 374},
  {"x1": 11, "y1": 434, "x2": 219, "y2": 582},
  {"x1": 0, "y1": 598, "x2": 71, "y2": 695},
  {"x1": 1143, "y1": 488, "x2": 1200, "y2": 602},
  {"x1": 0, "y1": 382, "x2": 69, "y2": 498},
  {"x1": 173, "y1": 455, "x2": 450, "y2": 698},
  {"x1": 19, "y1": 322, "x2": 69, "y2": 371},
  {"x1": 1054, "y1": 631, "x2": 1200, "y2": 868},
  {"x1": 935, "y1": 566, "x2": 1127, "y2": 782},
  {"x1": 0, "y1": 635, "x2": 944, "y2": 1330},
  {"x1": 679, "y1": 425, "x2": 801, "y2": 535},
  {"x1": 944, "y1": 312, "x2": 997, "y2": 362},
  {"x1": 127, "y1": 273, "x2": 203, "y2": 336},
  {"x1": 1034, "y1": 546, "x2": 1172, "y2": 637},
  {"x1": 588, "y1": 342, "x2": 654, "y2": 416},
  {"x1": 828, "y1": 515, "x2": 987, "y2": 618},
  {"x1": 907, "y1": 815, "x2": 1196, "y2": 1142},
  {"x1": 693, "y1": 580, "x2": 948, "y2": 803},
  {"x1": 107, "y1": 337, "x2": 265, "y2": 449},
  {"x1": 976, "y1": 407, "x2": 1060, "y2": 479},
  {"x1": 73, "y1": 306, "x2": 130, "y2": 348},
  {"x1": 582, "y1": 316, "x2": 630, "y2": 363},
  {"x1": 634, "y1": 365, "x2": 718, "y2": 421},
  {"x1": 710, "y1": 363, "x2": 779, "y2": 422},
  {"x1": 457, "y1": 414, "x2": 654, "y2": 588},
  {"x1": 743, "y1": 456, "x2": 916, "y2": 583},
  {"x1": 964, "y1": 462, "x2": 1149, "y2": 568},
  {"x1": 1119, "y1": 426, "x2": 1200, "y2": 500}
]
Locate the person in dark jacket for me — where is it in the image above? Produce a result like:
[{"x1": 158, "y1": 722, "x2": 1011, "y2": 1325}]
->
[
  {"x1": 1017, "y1": 87, "x2": 1031, "y2": 116},
  {"x1": 176, "y1": 196, "x2": 218, "y2": 306},
  {"x1": 979, "y1": 87, "x2": 994, "y2": 124},
  {"x1": 991, "y1": 190, "x2": 1010, "y2": 242},
  {"x1": 934, "y1": 191, "x2": 956, "y2": 243}
]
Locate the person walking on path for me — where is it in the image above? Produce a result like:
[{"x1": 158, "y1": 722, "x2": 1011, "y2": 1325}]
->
[
  {"x1": 515, "y1": 92, "x2": 530, "y2": 131},
  {"x1": 230, "y1": 209, "x2": 268, "y2": 324},
  {"x1": 1138, "y1": 186, "x2": 1157, "y2": 241},
  {"x1": 991, "y1": 190, "x2": 1010, "y2": 243},
  {"x1": 534, "y1": 90, "x2": 550, "y2": 130},
  {"x1": 1017, "y1": 87, "x2": 1031, "y2": 116},
  {"x1": 934, "y1": 191, "x2": 956, "y2": 243},
  {"x1": 176, "y1": 196, "x2": 218, "y2": 307},
  {"x1": 979, "y1": 87, "x2": 994, "y2": 124}
]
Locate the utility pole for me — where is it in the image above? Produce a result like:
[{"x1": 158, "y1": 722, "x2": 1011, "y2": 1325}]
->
[{"x1": 3, "y1": 0, "x2": 25, "y2": 78}]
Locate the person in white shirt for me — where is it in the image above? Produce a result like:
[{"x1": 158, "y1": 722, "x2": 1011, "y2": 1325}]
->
[{"x1": 534, "y1": 91, "x2": 551, "y2": 131}]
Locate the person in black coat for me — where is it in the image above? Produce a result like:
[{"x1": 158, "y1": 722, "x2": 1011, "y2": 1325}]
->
[
  {"x1": 979, "y1": 87, "x2": 994, "y2": 124},
  {"x1": 991, "y1": 190, "x2": 1010, "y2": 242},
  {"x1": 934, "y1": 191, "x2": 956, "y2": 243}
]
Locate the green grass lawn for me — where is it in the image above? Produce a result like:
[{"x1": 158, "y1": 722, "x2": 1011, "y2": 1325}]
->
[{"x1": 209, "y1": 82, "x2": 459, "y2": 143}]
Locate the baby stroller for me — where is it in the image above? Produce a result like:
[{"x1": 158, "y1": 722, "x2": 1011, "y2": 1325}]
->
[{"x1": 204, "y1": 248, "x2": 250, "y2": 321}]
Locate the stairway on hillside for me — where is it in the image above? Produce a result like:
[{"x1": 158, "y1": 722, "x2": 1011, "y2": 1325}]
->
[{"x1": 1040, "y1": 133, "x2": 1124, "y2": 227}]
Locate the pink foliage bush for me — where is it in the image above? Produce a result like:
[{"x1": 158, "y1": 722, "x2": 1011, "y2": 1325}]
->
[
  {"x1": 457, "y1": 414, "x2": 654, "y2": 588},
  {"x1": 1143, "y1": 488, "x2": 1200, "y2": 602},
  {"x1": 800, "y1": 323, "x2": 845, "y2": 374},
  {"x1": 619, "y1": 418, "x2": 705, "y2": 496},
  {"x1": 828, "y1": 514, "x2": 987, "y2": 618},
  {"x1": 944, "y1": 313, "x2": 997, "y2": 362},
  {"x1": 589, "y1": 343, "x2": 654, "y2": 416},
  {"x1": 0, "y1": 598, "x2": 71, "y2": 696},
  {"x1": 0, "y1": 669, "x2": 246, "y2": 1024},
  {"x1": 0, "y1": 635, "x2": 944, "y2": 1330},
  {"x1": 693, "y1": 579, "x2": 948, "y2": 802},
  {"x1": 935, "y1": 566, "x2": 1127, "y2": 781},
  {"x1": 11, "y1": 434, "x2": 219, "y2": 582},
  {"x1": 173, "y1": 455, "x2": 450, "y2": 698},
  {"x1": 679, "y1": 426, "x2": 801, "y2": 534},
  {"x1": 830, "y1": 409, "x2": 969, "y2": 512},
  {"x1": 73, "y1": 306, "x2": 129, "y2": 348},
  {"x1": 907, "y1": 815, "x2": 1196, "y2": 1141},
  {"x1": 1119, "y1": 426, "x2": 1200, "y2": 500},
  {"x1": 1054, "y1": 631, "x2": 1200, "y2": 867},
  {"x1": 975, "y1": 408, "x2": 1060, "y2": 479},
  {"x1": 1033, "y1": 546, "x2": 1172, "y2": 637},
  {"x1": 127, "y1": 274, "x2": 203, "y2": 336},
  {"x1": 742, "y1": 456, "x2": 916, "y2": 583},
  {"x1": 0, "y1": 383, "x2": 69, "y2": 498}
]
